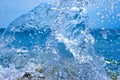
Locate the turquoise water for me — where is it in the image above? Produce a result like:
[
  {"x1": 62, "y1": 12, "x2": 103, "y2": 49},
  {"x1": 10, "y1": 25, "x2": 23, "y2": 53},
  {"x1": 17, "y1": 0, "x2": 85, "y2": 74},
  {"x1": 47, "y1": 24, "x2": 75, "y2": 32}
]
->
[{"x1": 0, "y1": 0, "x2": 120, "y2": 80}]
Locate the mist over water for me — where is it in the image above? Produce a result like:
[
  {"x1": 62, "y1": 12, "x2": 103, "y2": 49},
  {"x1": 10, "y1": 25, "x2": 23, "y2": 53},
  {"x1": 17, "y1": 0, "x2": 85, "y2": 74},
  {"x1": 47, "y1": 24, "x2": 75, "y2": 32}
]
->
[{"x1": 0, "y1": 0, "x2": 119, "y2": 80}]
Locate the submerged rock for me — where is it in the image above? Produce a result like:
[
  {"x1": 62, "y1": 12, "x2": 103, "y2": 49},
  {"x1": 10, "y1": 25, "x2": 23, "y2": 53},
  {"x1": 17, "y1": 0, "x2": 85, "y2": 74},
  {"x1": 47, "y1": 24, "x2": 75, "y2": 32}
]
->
[{"x1": 35, "y1": 66, "x2": 45, "y2": 73}]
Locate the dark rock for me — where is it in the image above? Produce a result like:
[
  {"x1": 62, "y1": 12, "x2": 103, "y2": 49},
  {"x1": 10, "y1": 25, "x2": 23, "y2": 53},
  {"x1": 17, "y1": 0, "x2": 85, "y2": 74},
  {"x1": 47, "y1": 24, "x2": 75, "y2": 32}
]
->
[{"x1": 23, "y1": 72, "x2": 32, "y2": 78}]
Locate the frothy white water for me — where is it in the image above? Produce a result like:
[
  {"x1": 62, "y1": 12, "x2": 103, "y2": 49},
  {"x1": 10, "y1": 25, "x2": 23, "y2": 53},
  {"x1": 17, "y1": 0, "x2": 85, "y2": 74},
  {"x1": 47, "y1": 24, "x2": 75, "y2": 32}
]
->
[{"x1": 0, "y1": 0, "x2": 112, "y2": 80}]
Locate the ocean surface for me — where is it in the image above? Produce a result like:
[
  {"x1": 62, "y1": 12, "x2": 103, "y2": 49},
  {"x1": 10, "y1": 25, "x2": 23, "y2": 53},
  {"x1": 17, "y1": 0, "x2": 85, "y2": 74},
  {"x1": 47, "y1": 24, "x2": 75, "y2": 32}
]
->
[
  {"x1": 91, "y1": 29, "x2": 120, "y2": 72},
  {"x1": 0, "y1": 0, "x2": 120, "y2": 80},
  {"x1": 0, "y1": 28, "x2": 120, "y2": 79},
  {"x1": 1, "y1": 28, "x2": 120, "y2": 62}
]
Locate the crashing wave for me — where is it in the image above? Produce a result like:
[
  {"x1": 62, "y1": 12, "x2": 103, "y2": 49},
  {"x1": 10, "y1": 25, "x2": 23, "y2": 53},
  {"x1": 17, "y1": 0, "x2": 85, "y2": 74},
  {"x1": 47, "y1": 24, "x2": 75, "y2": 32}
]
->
[{"x1": 0, "y1": 0, "x2": 111, "y2": 80}]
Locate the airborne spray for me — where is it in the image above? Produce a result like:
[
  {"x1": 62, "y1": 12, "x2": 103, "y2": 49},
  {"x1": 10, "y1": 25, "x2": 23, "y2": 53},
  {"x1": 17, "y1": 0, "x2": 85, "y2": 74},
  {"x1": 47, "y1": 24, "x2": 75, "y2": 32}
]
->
[{"x1": 0, "y1": 0, "x2": 119, "y2": 79}]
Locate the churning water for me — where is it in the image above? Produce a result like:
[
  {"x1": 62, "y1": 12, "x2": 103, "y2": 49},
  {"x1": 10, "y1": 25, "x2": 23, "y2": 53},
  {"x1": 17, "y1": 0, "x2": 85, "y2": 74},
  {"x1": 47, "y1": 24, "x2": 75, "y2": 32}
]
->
[{"x1": 0, "y1": 0, "x2": 120, "y2": 80}]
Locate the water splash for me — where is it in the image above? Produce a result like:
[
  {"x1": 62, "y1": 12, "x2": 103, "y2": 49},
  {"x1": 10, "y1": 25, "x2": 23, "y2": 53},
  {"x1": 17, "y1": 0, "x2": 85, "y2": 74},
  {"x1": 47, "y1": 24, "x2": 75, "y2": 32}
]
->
[{"x1": 0, "y1": 0, "x2": 111, "y2": 80}]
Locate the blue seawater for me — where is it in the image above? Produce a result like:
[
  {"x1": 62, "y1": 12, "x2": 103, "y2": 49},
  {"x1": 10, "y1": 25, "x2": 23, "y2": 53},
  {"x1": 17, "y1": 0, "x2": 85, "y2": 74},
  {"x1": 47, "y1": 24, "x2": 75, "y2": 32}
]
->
[
  {"x1": 91, "y1": 29, "x2": 120, "y2": 75},
  {"x1": 0, "y1": 0, "x2": 119, "y2": 80}
]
